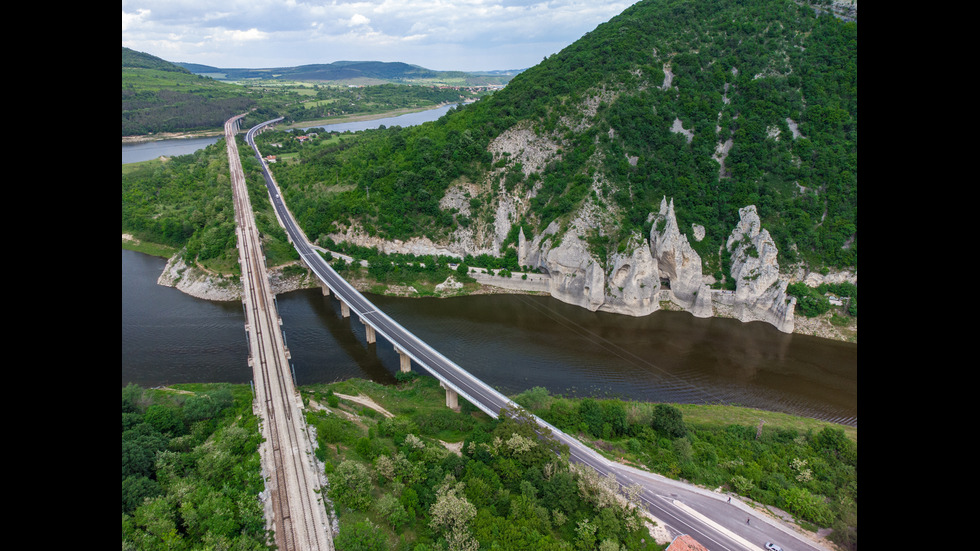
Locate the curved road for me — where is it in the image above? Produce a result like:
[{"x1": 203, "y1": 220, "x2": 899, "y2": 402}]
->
[{"x1": 242, "y1": 117, "x2": 832, "y2": 551}]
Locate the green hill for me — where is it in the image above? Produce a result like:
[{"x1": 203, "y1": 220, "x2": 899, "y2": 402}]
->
[
  {"x1": 122, "y1": 47, "x2": 258, "y2": 136},
  {"x1": 263, "y1": 0, "x2": 856, "y2": 276}
]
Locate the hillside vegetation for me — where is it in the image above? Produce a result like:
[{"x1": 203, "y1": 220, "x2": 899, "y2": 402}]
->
[
  {"x1": 122, "y1": 48, "x2": 263, "y2": 136},
  {"x1": 123, "y1": 48, "x2": 496, "y2": 137},
  {"x1": 264, "y1": 0, "x2": 856, "y2": 273},
  {"x1": 307, "y1": 376, "x2": 856, "y2": 550}
]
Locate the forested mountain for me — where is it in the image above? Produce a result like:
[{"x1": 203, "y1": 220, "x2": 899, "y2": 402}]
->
[{"x1": 265, "y1": 0, "x2": 857, "y2": 278}]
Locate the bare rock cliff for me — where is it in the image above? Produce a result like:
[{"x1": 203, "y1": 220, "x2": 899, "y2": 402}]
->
[
  {"x1": 648, "y1": 197, "x2": 713, "y2": 318},
  {"x1": 725, "y1": 205, "x2": 795, "y2": 332},
  {"x1": 600, "y1": 231, "x2": 660, "y2": 316}
]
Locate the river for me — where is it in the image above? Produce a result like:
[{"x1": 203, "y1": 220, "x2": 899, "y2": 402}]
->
[
  {"x1": 122, "y1": 104, "x2": 857, "y2": 427},
  {"x1": 122, "y1": 249, "x2": 857, "y2": 427},
  {"x1": 122, "y1": 104, "x2": 459, "y2": 164}
]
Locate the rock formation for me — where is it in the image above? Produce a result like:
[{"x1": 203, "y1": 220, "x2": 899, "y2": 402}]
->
[
  {"x1": 521, "y1": 217, "x2": 607, "y2": 311},
  {"x1": 600, "y1": 231, "x2": 660, "y2": 316},
  {"x1": 725, "y1": 205, "x2": 795, "y2": 332},
  {"x1": 648, "y1": 197, "x2": 713, "y2": 318}
]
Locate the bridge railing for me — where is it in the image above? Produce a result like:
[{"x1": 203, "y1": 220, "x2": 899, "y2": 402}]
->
[{"x1": 243, "y1": 118, "x2": 612, "y2": 468}]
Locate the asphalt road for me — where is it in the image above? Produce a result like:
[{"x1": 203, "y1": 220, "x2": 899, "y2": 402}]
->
[{"x1": 243, "y1": 119, "x2": 831, "y2": 551}]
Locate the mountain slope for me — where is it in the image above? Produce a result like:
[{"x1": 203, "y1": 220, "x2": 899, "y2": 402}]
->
[
  {"x1": 256, "y1": 0, "x2": 856, "y2": 331},
  {"x1": 274, "y1": 0, "x2": 855, "y2": 267},
  {"x1": 122, "y1": 47, "x2": 258, "y2": 136}
]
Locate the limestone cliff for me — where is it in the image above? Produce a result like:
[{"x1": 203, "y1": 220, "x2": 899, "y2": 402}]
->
[
  {"x1": 725, "y1": 205, "x2": 795, "y2": 332},
  {"x1": 599, "y1": 231, "x2": 660, "y2": 316},
  {"x1": 521, "y1": 217, "x2": 606, "y2": 312},
  {"x1": 648, "y1": 197, "x2": 713, "y2": 318}
]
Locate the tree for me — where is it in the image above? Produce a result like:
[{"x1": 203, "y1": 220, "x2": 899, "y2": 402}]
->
[
  {"x1": 429, "y1": 474, "x2": 478, "y2": 551},
  {"x1": 329, "y1": 460, "x2": 373, "y2": 511},
  {"x1": 375, "y1": 493, "x2": 410, "y2": 529},
  {"x1": 652, "y1": 404, "x2": 687, "y2": 438}
]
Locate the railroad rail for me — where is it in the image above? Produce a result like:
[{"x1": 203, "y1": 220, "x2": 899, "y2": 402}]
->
[{"x1": 225, "y1": 114, "x2": 333, "y2": 551}]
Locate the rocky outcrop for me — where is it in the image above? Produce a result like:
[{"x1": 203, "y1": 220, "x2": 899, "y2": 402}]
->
[
  {"x1": 325, "y1": 223, "x2": 493, "y2": 259},
  {"x1": 158, "y1": 253, "x2": 242, "y2": 301},
  {"x1": 522, "y1": 218, "x2": 606, "y2": 311},
  {"x1": 649, "y1": 197, "x2": 713, "y2": 318},
  {"x1": 599, "y1": 232, "x2": 660, "y2": 316},
  {"x1": 157, "y1": 251, "x2": 316, "y2": 301},
  {"x1": 725, "y1": 205, "x2": 795, "y2": 332}
]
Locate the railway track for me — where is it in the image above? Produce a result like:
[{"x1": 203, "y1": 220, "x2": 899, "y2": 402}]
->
[{"x1": 224, "y1": 115, "x2": 333, "y2": 551}]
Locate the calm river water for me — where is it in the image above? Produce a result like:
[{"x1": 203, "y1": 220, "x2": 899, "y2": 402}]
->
[
  {"x1": 122, "y1": 104, "x2": 857, "y2": 427},
  {"x1": 122, "y1": 250, "x2": 857, "y2": 427}
]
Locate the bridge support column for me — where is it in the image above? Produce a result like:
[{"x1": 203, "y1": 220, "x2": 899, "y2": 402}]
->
[
  {"x1": 394, "y1": 347, "x2": 411, "y2": 373},
  {"x1": 361, "y1": 319, "x2": 376, "y2": 344},
  {"x1": 441, "y1": 382, "x2": 459, "y2": 410},
  {"x1": 321, "y1": 282, "x2": 330, "y2": 296},
  {"x1": 340, "y1": 301, "x2": 350, "y2": 318}
]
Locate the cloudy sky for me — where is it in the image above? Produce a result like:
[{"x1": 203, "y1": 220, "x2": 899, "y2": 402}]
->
[{"x1": 122, "y1": 0, "x2": 639, "y2": 72}]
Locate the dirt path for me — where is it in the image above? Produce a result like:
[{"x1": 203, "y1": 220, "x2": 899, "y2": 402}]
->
[{"x1": 333, "y1": 393, "x2": 395, "y2": 418}]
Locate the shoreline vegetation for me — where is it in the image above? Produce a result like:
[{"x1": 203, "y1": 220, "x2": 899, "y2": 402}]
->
[
  {"x1": 122, "y1": 377, "x2": 856, "y2": 551},
  {"x1": 121, "y1": 103, "x2": 459, "y2": 144}
]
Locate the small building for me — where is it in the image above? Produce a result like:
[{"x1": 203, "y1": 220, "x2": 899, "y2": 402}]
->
[
  {"x1": 264, "y1": 155, "x2": 277, "y2": 163},
  {"x1": 666, "y1": 534, "x2": 709, "y2": 551}
]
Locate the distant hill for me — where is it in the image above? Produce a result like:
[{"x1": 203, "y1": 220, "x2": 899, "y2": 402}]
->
[
  {"x1": 122, "y1": 47, "x2": 194, "y2": 73},
  {"x1": 122, "y1": 47, "x2": 257, "y2": 136},
  {"x1": 175, "y1": 59, "x2": 522, "y2": 85}
]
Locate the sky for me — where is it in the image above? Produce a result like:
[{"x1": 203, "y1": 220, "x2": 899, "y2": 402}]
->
[{"x1": 122, "y1": 0, "x2": 639, "y2": 72}]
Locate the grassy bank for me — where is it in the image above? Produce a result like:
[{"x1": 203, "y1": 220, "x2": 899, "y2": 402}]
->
[{"x1": 301, "y1": 376, "x2": 857, "y2": 550}]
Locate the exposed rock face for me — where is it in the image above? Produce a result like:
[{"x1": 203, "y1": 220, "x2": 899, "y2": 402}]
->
[
  {"x1": 522, "y1": 218, "x2": 606, "y2": 311},
  {"x1": 599, "y1": 232, "x2": 660, "y2": 316},
  {"x1": 725, "y1": 205, "x2": 795, "y2": 332},
  {"x1": 157, "y1": 253, "x2": 242, "y2": 301},
  {"x1": 649, "y1": 197, "x2": 713, "y2": 317},
  {"x1": 326, "y1": 223, "x2": 492, "y2": 259}
]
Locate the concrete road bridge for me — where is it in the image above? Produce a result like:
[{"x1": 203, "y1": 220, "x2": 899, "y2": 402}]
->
[{"x1": 236, "y1": 116, "x2": 832, "y2": 551}]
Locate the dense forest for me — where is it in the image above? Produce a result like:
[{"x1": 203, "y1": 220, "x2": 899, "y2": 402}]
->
[
  {"x1": 121, "y1": 384, "x2": 269, "y2": 550},
  {"x1": 120, "y1": 377, "x2": 857, "y2": 551},
  {"x1": 262, "y1": 0, "x2": 856, "y2": 274}
]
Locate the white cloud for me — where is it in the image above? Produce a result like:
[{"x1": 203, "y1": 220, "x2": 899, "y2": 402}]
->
[
  {"x1": 121, "y1": 8, "x2": 150, "y2": 32},
  {"x1": 348, "y1": 14, "x2": 370, "y2": 27},
  {"x1": 122, "y1": 0, "x2": 640, "y2": 71}
]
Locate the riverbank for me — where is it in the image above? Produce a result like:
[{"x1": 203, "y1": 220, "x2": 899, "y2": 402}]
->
[
  {"x1": 124, "y1": 235, "x2": 856, "y2": 344},
  {"x1": 122, "y1": 103, "x2": 463, "y2": 144}
]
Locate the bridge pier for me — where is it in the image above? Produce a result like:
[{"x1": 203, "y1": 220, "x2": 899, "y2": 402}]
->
[
  {"x1": 394, "y1": 346, "x2": 411, "y2": 373},
  {"x1": 321, "y1": 282, "x2": 330, "y2": 296},
  {"x1": 361, "y1": 319, "x2": 376, "y2": 344},
  {"x1": 440, "y1": 382, "x2": 459, "y2": 410},
  {"x1": 340, "y1": 300, "x2": 350, "y2": 318}
]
